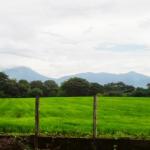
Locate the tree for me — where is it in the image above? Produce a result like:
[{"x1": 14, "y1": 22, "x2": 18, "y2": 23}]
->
[
  {"x1": 89, "y1": 83, "x2": 103, "y2": 96},
  {"x1": 43, "y1": 80, "x2": 58, "y2": 97},
  {"x1": 104, "y1": 82, "x2": 135, "y2": 96},
  {"x1": 18, "y1": 80, "x2": 30, "y2": 97},
  {"x1": 28, "y1": 88, "x2": 43, "y2": 97},
  {"x1": 0, "y1": 91, "x2": 5, "y2": 97},
  {"x1": 131, "y1": 88, "x2": 149, "y2": 97},
  {"x1": 5, "y1": 79, "x2": 20, "y2": 97},
  {"x1": 30, "y1": 81, "x2": 43, "y2": 89},
  {"x1": 30, "y1": 80, "x2": 44, "y2": 96},
  {"x1": 61, "y1": 77, "x2": 90, "y2": 96},
  {"x1": 147, "y1": 83, "x2": 150, "y2": 89},
  {"x1": 0, "y1": 72, "x2": 9, "y2": 97},
  {"x1": 0, "y1": 72, "x2": 8, "y2": 81}
]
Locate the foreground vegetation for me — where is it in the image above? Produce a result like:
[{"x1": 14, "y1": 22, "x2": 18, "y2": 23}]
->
[{"x1": 0, "y1": 97, "x2": 150, "y2": 139}]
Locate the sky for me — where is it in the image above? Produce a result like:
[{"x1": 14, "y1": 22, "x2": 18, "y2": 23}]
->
[{"x1": 0, "y1": 0, "x2": 150, "y2": 77}]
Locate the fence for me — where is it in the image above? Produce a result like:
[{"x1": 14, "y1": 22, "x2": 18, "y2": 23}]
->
[{"x1": 34, "y1": 96, "x2": 98, "y2": 149}]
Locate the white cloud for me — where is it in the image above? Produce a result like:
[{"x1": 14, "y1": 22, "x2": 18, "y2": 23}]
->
[{"x1": 0, "y1": 0, "x2": 150, "y2": 77}]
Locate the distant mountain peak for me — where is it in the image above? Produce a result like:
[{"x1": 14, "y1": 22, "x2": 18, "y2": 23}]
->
[
  {"x1": 3, "y1": 66, "x2": 51, "y2": 82},
  {"x1": 6, "y1": 66, "x2": 30, "y2": 70}
]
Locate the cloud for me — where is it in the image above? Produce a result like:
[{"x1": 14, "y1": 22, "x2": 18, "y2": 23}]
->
[
  {"x1": 0, "y1": 0, "x2": 150, "y2": 77},
  {"x1": 95, "y1": 43, "x2": 149, "y2": 52}
]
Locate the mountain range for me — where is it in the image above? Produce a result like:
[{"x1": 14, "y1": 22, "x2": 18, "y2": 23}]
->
[{"x1": 2, "y1": 66, "x2": 150, "y2": 87}]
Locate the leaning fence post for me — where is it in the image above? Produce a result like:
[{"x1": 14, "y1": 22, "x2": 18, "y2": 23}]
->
[
  {"x1": 93, "y1": 95, "x2": 97, "y2": 139},
  {"x1": 35, "y1": 96, "x2": 40, "y2": 150}
]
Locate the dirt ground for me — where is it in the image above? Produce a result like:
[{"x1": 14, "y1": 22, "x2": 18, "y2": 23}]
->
[
  {"x1": 0, "y1": 136, "x2": 31, "y2": 150},
  {"x1": 0, "y1": 136, "x2": 150, "y2": 150}
]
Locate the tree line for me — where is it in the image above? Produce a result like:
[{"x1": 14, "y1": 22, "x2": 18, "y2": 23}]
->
[{"x1": 0, "y1": 72, "x2": 150, "y2": 97}]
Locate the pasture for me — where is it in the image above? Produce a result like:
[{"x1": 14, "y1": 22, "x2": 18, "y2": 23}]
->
[{"x1": 0, "y1": 97, "x2": 150, "y2": 139}]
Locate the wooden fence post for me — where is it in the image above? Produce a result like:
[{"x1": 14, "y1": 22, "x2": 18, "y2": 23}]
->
[
  {"x1": 93, "y1": 95, "x2": 97, "y2": 139},
  {"x1": 35, "y1": 96, "x2": 40, "y2": 150}
]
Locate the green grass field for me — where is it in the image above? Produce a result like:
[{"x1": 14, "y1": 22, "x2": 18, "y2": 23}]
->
[{"x1": 0, "y1": 97, "x2": 150, "y2": 139}]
